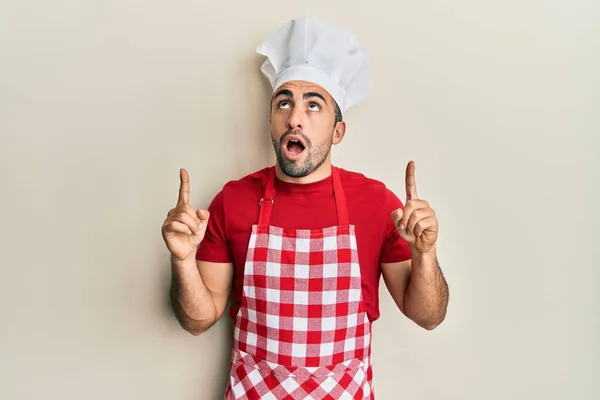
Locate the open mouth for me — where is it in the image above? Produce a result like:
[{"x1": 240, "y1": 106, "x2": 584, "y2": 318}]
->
[
  {"x1": 282, "y1": 135, "x2": 307, "y2": 159},
  {"x1": 286, "y1": 138, "x2": 305, "y2": 154}
]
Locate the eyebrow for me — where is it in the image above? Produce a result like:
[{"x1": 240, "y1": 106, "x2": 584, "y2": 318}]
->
[
  {"x1": 303, "y1": 92, "x2": 327, "y2": 104},
  {"x1": 272, "y1": 89, "x2": 293, "y2": 102},
  {"x1": 272, "y1": 89, "x2": 328, "y2": 105}
]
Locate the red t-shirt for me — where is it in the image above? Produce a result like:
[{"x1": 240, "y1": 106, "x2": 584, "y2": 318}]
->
[{"x1": 196, "y1": 166, "x2": 412, "y2": 323}]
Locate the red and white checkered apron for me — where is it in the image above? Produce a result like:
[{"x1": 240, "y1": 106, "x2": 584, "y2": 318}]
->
[{"x1": 224, "y1": 166, "x2": 374, "y2": 399}]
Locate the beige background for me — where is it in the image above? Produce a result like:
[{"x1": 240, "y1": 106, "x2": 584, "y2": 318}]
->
[{"x1": 1, "y1": 1, "x2": 598, "y2": 399}]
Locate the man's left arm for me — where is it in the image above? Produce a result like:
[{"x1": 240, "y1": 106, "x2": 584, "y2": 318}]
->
[
  {"x1": 381, "y1": 161, "x2": 449, "y2": 330},
  {"x1": 381, "y1": 253, "x2": 448, "y2": 330}
]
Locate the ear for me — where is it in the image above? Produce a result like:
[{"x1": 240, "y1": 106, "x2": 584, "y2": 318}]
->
[{"x1": 332, "y1": 121, "x2": 346, "y2": 145}]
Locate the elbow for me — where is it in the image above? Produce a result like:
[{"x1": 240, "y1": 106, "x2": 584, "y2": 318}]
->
[
  {"x1": 420, "y1": 318, "x2": 443, "y2": 331},
  {"x1": 185, "y1": 326, "x2": 209, "y2": 336},
  {"x1": 403, "y1": 295, "x2": 448, "y2": 331},
  {"x1": 178, "y1": 318, "x2": 214, "y2": 336},
  {"x1": 180, "y1": 314, "x2": 217, "y2": 336},
  {"x1": 173, "y1": 310, "x2": 216, "y2": 336},
  {"x1": 405, "y1": 304, "x2": 447, "y2": 331},
  {"x1": 417, "y1": 311, "x2": 447, "y2": 331},
  {"x1": 170, "y1": 295, "x2": 216, "y2": 336}
]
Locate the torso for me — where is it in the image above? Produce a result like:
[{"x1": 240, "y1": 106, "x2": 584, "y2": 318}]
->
[{"x1": 197, "y1": 165, "x2": 412, "y2": 323}]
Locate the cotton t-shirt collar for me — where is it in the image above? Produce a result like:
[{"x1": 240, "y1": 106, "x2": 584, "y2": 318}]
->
[{"x1": 273, "y1": 170, "x2": 334, "y2": 194}]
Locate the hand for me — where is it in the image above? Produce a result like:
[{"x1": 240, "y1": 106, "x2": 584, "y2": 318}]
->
[
  {"x1": 161, "y1": 168, "x2": 210, "y2": 261},
  {"x1": 391, "y1": 161, "x2": 438, "y2": 255}
]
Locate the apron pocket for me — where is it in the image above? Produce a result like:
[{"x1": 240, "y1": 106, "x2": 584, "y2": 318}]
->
[{"x1": 227, "y1": 349, "x2": 370, "y2": 399}]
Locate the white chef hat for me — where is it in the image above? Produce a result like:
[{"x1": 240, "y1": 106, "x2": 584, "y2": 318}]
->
[{"x1": 256, "y1": 15, "x2": 372, "y2": 113}]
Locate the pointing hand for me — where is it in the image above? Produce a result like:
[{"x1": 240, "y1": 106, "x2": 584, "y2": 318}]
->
[
  {"x1": 391, "y1": 161, "x2": 438, "y2": 254},
  {"x1": 161, "y1": 169, "x2": 210, "y2": 261}
]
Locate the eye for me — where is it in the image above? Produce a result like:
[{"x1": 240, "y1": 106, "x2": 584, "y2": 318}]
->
[
  {"x1": 308, "y1": 102, "x2": 321, "y2": 111},
  {"x1": 278, "y1": 100, "x2": 291, "y2": 109}
]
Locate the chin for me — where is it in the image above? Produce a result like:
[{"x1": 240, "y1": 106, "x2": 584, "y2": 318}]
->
[
  {"x1": 280, "y1": 162, "x2": 312, "y2": 178},
  {"x1": 277, "y1": 155, "x2": 312, "y2": 177}
]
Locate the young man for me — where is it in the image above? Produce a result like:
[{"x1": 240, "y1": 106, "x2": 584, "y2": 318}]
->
[{"x1": 162, "y1": 16, "x2": 449, "y2": 400}]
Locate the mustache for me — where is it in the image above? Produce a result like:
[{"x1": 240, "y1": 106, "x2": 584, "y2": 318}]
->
[{"x1": 280, "y1": 129, "x2": 311, "y2": 146}]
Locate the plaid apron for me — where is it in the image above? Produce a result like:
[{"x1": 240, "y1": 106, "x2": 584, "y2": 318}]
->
[{"x1": 225, "y1": 166, "x2": 374, "y2": 399}]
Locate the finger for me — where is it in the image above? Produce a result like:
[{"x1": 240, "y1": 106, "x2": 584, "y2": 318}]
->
[
  {"x1": 170, "y1": 205, "x2": 200, "y2": 227},
  {"x1": 405, "y1": 160, "x2": 418, "y2": 201},
  {"x1": 399, "y1": 203, "x2": 414, "y2": 230},
  {"x1": 173, "y1": 211, "x2": 201, "y2": 234},
  {"x1": 391, "y1": 208, "x2": 403, "y2": 227},
  {"x1": 406, "y1": 208, "x2": 435, "y2": 235},
  {"x1": 399, "y1": 200, "x2": 430, "y2": 229},
  {"x1": 196, "y1": 209, "x2": 210, "y2": 221},
  {"x1": 178, "y1": 203, "x2": 200, "y2": 220},
  {"x1": 397, "y1": 222, "x2": 414, "y2": 242},
  {"x1": 165, "y1": 221, "x2": 193, "y2": 235},
  {"x1": 413, "y1": 216, "x2": 437, "y2": 238},
  {"x1": 196, "y1": 209, "x2": 210, "y2": 231},
  {"x1": 177, "y1": 168, "x2": 191, "y2": 205}
]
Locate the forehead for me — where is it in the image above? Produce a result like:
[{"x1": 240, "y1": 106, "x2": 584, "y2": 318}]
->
[{"x1": 272, "y1": 80, "x2": 332, "y2": 101}]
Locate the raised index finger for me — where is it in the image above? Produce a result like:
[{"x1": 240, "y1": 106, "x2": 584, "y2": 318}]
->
[
  {"x1": 405, "y1": 160, "x2": 418, "y2": 201},
  {"x1": 177, "y1": 168, "x2": 191, "y2": 205}
]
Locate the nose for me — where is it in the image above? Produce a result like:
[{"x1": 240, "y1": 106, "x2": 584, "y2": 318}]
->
[{"x1": 286, "y1": 104, "x2": 304, "y2": 131}]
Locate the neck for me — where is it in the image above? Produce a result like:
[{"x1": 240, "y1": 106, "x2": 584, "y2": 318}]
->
[{"x1": 275, "y1": 160, "x2": 333, "y2": 184}]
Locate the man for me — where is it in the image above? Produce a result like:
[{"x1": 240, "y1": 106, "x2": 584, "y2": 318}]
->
[{"x1": 162, "y1": 16, "x2": 449, "y2": 400}]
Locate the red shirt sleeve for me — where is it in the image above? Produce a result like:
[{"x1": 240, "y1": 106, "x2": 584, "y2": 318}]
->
[
  {"x1": 379, "y1": 188, "x2": 412, "y2": 263},
  {"x1": 195, "y1": 189, "x2": 232, "y2": 263}
]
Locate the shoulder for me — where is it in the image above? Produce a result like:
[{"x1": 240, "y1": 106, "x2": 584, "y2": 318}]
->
[
  {"x1": 336, "y1": 166, "x2": 405, "y2": 219},
  {"x1": 337, "y1": 167, "x2": 398, "y2": 200},
  {"x1": 206, "y1": 166, "x2": 272, "y2": 227},
  {"x1": 204, "y1": 166, "x2": 271, "y2": 208},
  {"x1": 337, "y1": 167, "x2": 382, "y2": 186},
  {"x1": 220, "y1": 166, "x2": 272, "y2": 194},
  {"x1": 212, "y1": 166, "x2": 272, "y2": 212}
]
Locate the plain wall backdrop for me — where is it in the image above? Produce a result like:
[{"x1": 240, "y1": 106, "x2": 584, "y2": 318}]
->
[{"x1": 1, "y1": 1, "x2": 598, "y2": 399}]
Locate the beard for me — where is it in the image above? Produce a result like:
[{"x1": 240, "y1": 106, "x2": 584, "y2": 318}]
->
[{"x1": 272, "y1": 128, "x2": 333, "y2": 178}]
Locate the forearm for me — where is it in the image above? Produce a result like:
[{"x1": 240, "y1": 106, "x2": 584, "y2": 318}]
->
[
  {"x1": 170, "y1": 254, "x2": 217, "y2": 335},
  {"x1": 404, "y1": 246, "x2": 448, "y2": 330}
]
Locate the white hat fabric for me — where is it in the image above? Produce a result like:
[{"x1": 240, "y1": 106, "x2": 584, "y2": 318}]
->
[{"x1": 256, "y1": 16, "x2": 372, "y2": 113}]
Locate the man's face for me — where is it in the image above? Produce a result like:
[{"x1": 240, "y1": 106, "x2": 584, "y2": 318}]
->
[{"x1": 270, "y1": 80, "x2": 344, "y2": 178}]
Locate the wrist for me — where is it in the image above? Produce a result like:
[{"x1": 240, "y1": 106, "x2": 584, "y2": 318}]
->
[
  {"x1": 171, "y1": 252, "x2": 197, "y2": 269},
  {"x1": 411, "y1": 244, "x2": 437, "y2": 262}
]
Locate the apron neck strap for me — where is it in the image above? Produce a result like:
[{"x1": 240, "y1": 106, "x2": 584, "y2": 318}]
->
[{"x1": 258, "y1": 166, "x2": 349, "y2": 226}]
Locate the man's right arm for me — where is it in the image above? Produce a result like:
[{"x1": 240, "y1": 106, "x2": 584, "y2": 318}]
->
[
  {"x1": 162, "y1": 168, "x2": 233, "y2": 336},
  {"x1": 170, "y1": 255, "x2": 233, "y2": 336}
]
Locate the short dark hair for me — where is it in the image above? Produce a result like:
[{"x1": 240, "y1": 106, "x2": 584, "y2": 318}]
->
[{"x1": 333, "y1": 99, "x2": 343, "y2": 125}]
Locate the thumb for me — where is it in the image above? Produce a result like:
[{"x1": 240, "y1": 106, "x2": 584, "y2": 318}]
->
[
  {"x1": 391, "y1": 208, "x2": 403, "y2": 227},
  {"x1": 196, "y1": 209, "x2": 210, "y2": 222},
  {"x1": 192, "y1": 209, "x2": 210, "y2": 238}
]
